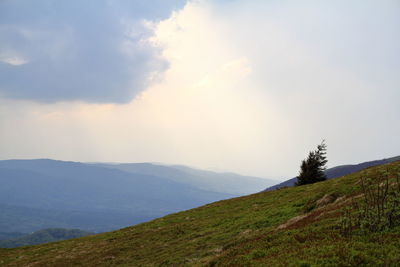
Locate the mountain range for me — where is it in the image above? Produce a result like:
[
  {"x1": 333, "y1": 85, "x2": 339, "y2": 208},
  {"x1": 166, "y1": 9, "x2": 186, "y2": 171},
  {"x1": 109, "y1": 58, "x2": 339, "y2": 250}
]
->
[
  {"x1": 1, "y1": 156, "x2": 397, "y2": 242},
  {"x1": 0, "y1": 159, "x2": 276, "y2": 233},
  {"x1": 94, "y1": 162, "x2": 276, "y2": 195},
  {"x1": 0, "y1": 228, "x2": 93, "y2": 248},
  {"x1": 1, "y1": 159, "x2": 399, "y2": 266}
]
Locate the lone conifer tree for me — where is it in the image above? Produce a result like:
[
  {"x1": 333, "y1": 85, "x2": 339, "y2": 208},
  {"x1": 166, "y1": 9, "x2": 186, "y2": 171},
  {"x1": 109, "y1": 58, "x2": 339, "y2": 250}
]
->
[{"x1": 295, "y1": 140, "x2": 328, "y2": 186}]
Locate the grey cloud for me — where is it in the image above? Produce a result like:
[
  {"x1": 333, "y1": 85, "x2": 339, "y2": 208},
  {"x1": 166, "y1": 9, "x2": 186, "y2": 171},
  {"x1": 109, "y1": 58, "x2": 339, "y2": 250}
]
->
[{"x1": 0, "y1": 0, "x2": 187, "y2": 103}]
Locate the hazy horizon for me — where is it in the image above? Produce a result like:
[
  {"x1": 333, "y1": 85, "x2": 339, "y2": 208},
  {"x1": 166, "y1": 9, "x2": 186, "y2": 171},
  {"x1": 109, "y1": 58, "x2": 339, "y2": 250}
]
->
[{"x1": 1, "y1": 0, "x2": 399, "y2": 179}]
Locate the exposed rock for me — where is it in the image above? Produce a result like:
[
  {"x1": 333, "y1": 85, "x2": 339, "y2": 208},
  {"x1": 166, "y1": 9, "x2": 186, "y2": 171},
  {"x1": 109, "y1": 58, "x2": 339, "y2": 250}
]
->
[{"x1": 316, "y1": 194, "x2": 336, "y2": 208}]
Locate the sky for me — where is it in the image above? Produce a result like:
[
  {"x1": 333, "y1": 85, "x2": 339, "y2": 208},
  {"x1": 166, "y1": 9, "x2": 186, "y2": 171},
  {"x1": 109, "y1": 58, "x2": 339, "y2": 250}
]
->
[{"x1": 0, "y1": 0, "x2": 399, "y2": 180}]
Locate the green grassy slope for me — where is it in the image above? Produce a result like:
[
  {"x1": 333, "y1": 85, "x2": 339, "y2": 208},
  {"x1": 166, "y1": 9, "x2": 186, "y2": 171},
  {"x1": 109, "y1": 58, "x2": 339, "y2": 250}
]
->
[{"x1": 1, "y1": 161, "x2": 399, "y2": 266}]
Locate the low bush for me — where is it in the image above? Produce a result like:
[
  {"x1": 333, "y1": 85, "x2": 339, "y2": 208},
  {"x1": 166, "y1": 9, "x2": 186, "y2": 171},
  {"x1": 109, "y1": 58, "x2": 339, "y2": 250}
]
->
[{"x1": 341, "y1": 169, "x2": 400, "y2": 236}]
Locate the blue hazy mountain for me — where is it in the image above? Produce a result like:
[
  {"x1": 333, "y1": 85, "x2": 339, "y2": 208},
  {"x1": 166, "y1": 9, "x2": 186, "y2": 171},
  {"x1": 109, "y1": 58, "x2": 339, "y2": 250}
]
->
[
  {"x1": 94, "y1": 162, "x2": 278, "y2": 195},
  {"x1": 0, "y1": 159, "x2": 238, "y2": 233},
  {"x1": 0, "y1": 159, "x2": 273, "y2": 234},
  {"x1": 0, "y1": 228, "x2": 93, "y2": 248},
  {"x1": 0, "y1": 232, "x2": 25, "y2": 241},
  {"x1": 264, "y1": 155, "x2": 400, "y2": 191}
]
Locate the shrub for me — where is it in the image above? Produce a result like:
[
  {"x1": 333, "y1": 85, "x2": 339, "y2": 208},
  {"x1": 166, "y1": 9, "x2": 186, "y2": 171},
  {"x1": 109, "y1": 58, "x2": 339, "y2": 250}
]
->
[{"x1": 340, "y1": 169, "x2": 400, "y2": 236}]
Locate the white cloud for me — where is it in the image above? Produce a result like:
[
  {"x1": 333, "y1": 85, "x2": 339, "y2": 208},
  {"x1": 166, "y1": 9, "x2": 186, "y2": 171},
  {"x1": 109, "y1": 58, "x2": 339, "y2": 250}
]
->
[
  {"x1": 0, "y1": 53, "x2": 28, "y2": 66},
  {"x1": 0, "y1": 0, "x2": 399, "y2": 179}
]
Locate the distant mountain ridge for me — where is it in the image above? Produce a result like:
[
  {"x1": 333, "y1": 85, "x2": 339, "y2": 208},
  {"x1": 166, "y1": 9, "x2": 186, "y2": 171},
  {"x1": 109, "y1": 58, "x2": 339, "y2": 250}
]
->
[
  {"x1": 0, "y1": 159, "x2": 236, "y2": 233},
  {"x1": 0, "y1": 232, "x2": 25, "y2": 241},
  {"x1": 264, "y1": 155, "x2": 400, "y2": 191},
  {"x1": 2, "y1": 161, "x2": 400, "y2": 266},
  {"x1": 0, "y1": 228, "x2": 93, "y2": 248},
  {"x1": 0, "y1": 159, "x2": 273, "y2": 234},
  {"x1": 94, "y1": 162, "x2": 277, "y2": 195}
]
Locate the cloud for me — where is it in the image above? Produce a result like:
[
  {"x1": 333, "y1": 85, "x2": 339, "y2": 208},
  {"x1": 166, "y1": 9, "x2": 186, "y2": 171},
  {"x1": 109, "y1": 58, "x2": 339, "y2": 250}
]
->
[
  {"x1": 0, "y1": 0, "x2": 186, "y2": 103},
  {"x1": 0, "y1": 53, "x2": 28, "y2": 66},
  {"x1": 0, "y1": 0, "x2": 399, "y2": 178}
]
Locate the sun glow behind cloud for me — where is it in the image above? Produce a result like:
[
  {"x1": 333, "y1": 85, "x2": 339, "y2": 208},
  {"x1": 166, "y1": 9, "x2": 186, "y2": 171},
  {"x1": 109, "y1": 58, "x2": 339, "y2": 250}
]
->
[{"x1": 0, "y1": 0, "x2": 399, "y2": 179}]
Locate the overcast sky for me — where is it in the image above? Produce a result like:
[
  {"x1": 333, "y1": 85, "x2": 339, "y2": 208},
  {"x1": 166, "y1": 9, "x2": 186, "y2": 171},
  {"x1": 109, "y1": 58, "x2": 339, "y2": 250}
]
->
[{"x1": 0, "y1": 0, "x2": 399, "y2": 179}]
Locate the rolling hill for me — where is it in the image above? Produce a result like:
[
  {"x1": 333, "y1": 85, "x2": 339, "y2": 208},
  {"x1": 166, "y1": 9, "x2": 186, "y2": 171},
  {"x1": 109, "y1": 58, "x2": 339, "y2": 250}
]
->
[
  {"x1": 1, "y1": 160, "x2": 399, "y2": 266},
  {"x1": 0, "y1": 159, "x2": 236, "y2": 233},
  {"x1": 0, "y1": 159, "x2": 273, "y2": 234}
]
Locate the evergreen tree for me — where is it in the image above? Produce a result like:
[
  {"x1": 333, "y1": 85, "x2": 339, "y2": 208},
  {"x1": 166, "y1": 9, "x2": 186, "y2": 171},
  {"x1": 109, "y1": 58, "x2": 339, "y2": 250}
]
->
[{"x1": 295, "y1": 140, "x2": 328, "y2": 186}]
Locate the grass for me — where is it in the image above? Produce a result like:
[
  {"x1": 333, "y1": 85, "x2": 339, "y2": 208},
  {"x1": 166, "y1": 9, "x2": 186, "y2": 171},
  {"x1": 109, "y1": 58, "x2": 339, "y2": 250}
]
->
[{"x1": 1, "y1": 161, "x2": 399, "y2": 266}]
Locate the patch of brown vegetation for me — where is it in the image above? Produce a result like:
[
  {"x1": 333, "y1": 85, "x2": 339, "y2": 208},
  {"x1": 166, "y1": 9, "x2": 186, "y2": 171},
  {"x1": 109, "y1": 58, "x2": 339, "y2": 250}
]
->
[
  {"x1": 276, "y1": 214, "x2": 310, "y2": 230},
  {"x1": 315, "y1": 194, "x2": 336, "y2": 208},
  {"x1": 277, "y1": 194, "x2": 360, "y2": 231}
]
